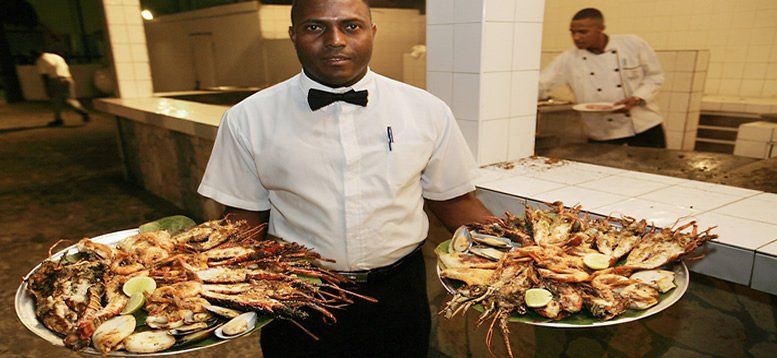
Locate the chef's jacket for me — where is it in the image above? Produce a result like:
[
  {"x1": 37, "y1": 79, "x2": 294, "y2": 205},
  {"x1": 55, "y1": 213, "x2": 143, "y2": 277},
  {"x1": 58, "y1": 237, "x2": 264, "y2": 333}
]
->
[
  {"x1": 198, "y1": 69, "x2": 478, "y2": 271},
  {"x1": 539, "y1": 34, "x2": 664, "y2": 140}
]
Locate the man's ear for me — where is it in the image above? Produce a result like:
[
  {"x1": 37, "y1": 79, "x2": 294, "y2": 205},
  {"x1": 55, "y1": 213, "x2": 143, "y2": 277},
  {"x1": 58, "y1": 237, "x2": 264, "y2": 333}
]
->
[
  {"x1": 371, "y1": 23, "x2": 377, "y2": 38},
  {"x1": 289, "y1": 26, "x2": 296, "y2": 44}
]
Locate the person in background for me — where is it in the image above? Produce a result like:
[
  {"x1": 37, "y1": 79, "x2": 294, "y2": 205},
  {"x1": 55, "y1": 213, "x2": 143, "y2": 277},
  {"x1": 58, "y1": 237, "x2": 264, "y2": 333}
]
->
[
  {"x1": 539, "y1": 8, "x2": 666, "y2": 148},
  {"x1": 197, "y1": 0, "x2": 494, "y2": 356},
  {"x1": 31, "y1": 50, "x2": 90, "y2": 127}
]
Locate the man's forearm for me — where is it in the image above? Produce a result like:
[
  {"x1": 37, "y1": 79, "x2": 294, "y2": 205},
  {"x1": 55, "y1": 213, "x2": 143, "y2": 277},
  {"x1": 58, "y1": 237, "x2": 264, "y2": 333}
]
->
[
  {"x1": 425, "y1": 192, "x2": 493, "y2": 234},
  {"x1": 223, "y1": 206, "x2": 270, "y2": 233}
]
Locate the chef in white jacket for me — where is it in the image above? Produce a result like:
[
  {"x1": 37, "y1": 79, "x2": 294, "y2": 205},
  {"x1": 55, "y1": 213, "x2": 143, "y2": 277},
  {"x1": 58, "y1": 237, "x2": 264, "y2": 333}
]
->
[{"x1": 539, "y1": 8, "x2": 666, "y2": 148}]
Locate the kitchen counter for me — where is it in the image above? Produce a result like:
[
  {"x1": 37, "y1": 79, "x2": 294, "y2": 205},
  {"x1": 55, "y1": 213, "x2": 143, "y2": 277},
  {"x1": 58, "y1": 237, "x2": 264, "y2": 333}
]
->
[{"x1": 538, "y1": 143, "x2": 775, "y2": 193}]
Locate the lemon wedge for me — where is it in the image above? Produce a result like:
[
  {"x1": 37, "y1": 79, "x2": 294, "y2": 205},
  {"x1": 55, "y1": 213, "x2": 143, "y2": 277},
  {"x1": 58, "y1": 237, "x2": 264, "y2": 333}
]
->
[
  {"x1": 122, "y1": 276, "x2": 157, "y2": 296},
  {"x1": 525, "y1": 288, "x2": 553, "y2": 308},
  {"x1": 121, "y1": 292, "x2": 145, "y2": 315},
  {"x1": 584, "y1": 253, "x2": 611, "y2": 270}
]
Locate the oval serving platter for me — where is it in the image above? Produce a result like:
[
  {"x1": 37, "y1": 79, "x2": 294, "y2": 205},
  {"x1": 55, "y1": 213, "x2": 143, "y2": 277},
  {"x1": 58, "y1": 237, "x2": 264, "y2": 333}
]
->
[
  {"x1": 16, "y1": 228, "x2": 272, "y2": 357},
  {"x1": 435, "y1": 239, "x2": 689, "y2": 328}
]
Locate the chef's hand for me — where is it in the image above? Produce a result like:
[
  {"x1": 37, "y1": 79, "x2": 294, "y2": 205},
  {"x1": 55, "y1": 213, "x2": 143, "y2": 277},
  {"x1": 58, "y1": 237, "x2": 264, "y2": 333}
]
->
[{"x1": 615, "y1": 96, "x2": 644, "y2": 111}]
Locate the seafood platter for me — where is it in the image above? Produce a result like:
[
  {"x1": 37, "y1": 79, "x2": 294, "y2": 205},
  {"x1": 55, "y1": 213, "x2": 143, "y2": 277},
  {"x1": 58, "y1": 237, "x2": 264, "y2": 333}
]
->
[
  {"x1": 16, "y1": 216, "x2": 372, "y2": 356},
  {"x1": 436, "y1": 202, "x2": 716, "y2": 358}
]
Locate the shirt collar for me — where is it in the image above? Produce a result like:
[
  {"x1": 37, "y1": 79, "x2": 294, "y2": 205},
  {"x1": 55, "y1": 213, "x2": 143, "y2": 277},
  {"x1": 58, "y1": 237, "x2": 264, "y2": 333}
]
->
[
  {"x1": 298, "y1": 68, "x2": 375, "y2": 97},
  {"x1": 578, "y1": 35, "x2": 617, "y2": 56}
]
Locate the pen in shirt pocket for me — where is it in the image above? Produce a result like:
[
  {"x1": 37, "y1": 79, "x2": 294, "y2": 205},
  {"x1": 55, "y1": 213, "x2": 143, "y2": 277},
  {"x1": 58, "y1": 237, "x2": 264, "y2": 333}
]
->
[{"x1": 387, "y1": 126, "x2": 394, "y2": 151}]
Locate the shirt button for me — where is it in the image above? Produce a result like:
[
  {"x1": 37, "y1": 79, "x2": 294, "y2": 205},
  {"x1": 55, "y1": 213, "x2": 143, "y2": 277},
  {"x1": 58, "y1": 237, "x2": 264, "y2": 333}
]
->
[
  {"x1": 607, "y1": 118, "x2": 613, "y2": 122},
  {"x1": 597, "y1": 88, "x2": 602, "y2": 92},
  {"x1": 590, "y1": 72, "x2": 595, "y2": 75},
  {"x1": 625, "y1": 113, "x2": 631, "y2": 117},
  {"x1": 583, "y1": 56, "x2": 587, "y2": 60},
  {"x1": 612, "y1": 50, "x2": 617, "y2": 54},
  {"x1": 617, "y1": 84, "x2": 622, "y2": 88},
  {"x1": 614, "y1": 68, "x2": 620, "y2": 72}
]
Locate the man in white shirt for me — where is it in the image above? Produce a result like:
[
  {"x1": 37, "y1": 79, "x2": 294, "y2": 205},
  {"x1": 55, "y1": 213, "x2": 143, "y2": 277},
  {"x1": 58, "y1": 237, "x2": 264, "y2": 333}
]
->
[
  {"x1": 197, "y1": 0, "x2": 493, "y2": 356},
  {"x1": 32, "y1": 50, "x2": 90, "y2": 127},
  {"x1": 539, "y1": 8, "x2": 666, "y2": 148}
]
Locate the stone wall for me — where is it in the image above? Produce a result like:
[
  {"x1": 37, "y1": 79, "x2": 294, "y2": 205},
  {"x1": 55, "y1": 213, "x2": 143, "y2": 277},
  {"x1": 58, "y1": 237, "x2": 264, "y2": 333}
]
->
[{"x1": 116, "y1": 117, "x2": 223, "y2": 221}]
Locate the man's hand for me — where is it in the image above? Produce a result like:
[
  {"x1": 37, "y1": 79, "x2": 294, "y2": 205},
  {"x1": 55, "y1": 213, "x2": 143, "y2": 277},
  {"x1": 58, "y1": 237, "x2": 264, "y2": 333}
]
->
[{"x1": 615, "y1": 96, "x2": 644, "y2": 110}]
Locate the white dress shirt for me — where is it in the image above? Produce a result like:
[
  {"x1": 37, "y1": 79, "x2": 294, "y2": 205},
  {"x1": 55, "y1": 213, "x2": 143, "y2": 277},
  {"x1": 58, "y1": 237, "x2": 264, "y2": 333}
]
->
[
  {"x1": 36, "y1": 53, "x2": 72, "y2": 78},
  {"x1": 539, "y1": 34, "x2": 664, "y2": 140},
  {"x1": 198, "y1": 69, "x2": 477, "y2": 271}
]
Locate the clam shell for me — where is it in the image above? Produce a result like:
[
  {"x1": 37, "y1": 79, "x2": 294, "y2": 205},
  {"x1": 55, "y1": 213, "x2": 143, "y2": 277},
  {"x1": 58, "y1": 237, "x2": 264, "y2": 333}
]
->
[
  {"x1": 215, "y1": 312, "x2": 257, "y2": 339},
  {"x1": 471, "y1": 232, "x2": 514, "y2": 248},
  {"x1": 449, "y1": 226, "x2": 473, "y2": 254},
  {"x1": 92, "y1": 315, "x2": 136, "y2": 353},
  {"x1": 124, "y1": 330, "x2": 176, "y2": 353},
  {"x1": 469, "y1": 246, "x2": 505, "y2": 261}
]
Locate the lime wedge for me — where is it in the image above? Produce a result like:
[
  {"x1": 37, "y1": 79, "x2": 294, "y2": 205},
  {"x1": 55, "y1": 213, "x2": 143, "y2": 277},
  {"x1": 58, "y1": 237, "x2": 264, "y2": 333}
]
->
[
  {"x1": 583, "y1": 253, "x2": 611, "y2": 270},
  {"x1": 525, "y1": 288, "x2": 553, "y2": 308},
  {"x1": 121, "y1": 292, "x2": 145, "y2": 315},
  {"x1": 123, "y1": 276, "x2": 157, "y2": 296}
]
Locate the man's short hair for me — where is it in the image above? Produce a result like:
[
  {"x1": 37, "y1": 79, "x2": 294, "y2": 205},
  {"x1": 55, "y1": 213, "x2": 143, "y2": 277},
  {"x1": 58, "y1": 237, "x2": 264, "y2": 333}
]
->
[
  {"x1": 572, "y1": 8, "x2": 604, "y2": 21},
  {"x1": 291, "y1": 0, "x2": 371, "y2": 25}
]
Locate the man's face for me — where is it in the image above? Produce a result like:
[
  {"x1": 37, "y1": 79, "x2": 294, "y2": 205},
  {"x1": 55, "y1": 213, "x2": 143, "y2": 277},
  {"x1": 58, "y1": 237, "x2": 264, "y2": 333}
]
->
[
  {"x1": 289, "y1": 0, "x2": 376, "y2": 87},
  {"x1": 569, "y1": 18, "x2": 604, "y2": 50}
]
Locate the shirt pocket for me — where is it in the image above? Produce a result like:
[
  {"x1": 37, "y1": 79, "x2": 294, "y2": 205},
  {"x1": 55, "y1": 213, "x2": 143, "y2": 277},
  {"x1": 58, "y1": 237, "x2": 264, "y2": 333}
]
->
[
  {"x1": 621, "y1": 62, "x2": 641, "y2": 81},
  {"x1": 384, "y1": 132, "x2": 430, "y2": 194}
]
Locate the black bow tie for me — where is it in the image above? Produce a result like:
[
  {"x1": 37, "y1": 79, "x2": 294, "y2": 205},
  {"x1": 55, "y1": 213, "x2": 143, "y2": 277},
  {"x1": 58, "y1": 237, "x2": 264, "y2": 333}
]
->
[{"x1": 307, "y1": 88, "x2": 368, "y2": 111}]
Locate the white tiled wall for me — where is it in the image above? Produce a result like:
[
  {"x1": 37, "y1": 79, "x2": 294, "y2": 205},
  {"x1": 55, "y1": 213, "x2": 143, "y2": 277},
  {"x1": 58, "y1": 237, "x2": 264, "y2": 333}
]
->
[
  {"x1": 427, "y1": 0, "x2": 545, "y2": 166},
  {"x1": 655, "y1": 50, "x2": 708, "y2": 150},
  {"x1": 543, "y1": 0, "x2": 777, "y2": 99},
  {"x1": 102, "y1": 0, "x2": 152, "y2": 98}
]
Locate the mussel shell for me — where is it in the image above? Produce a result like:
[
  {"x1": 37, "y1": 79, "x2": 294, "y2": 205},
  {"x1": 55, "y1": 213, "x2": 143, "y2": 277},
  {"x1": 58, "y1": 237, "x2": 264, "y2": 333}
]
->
[
  {"x1": 204, "y1": 304, "x2": 243, "y2": 319},
  {"x1": 183, "y1": 311, "x2": 214, "y2": 324},
  {"x1": 215, "y1": 312, "x2": 258, "y2": 340},
  {"x1": 449, "y1": 226, "x2": 473, "y2": 254},
  {"x1": 175, "y1": 324, "x2": 222, "y2": 346},
  {"x1": 469, "y1": 246, "x2": 506, "y2": 261},
  {"x1": 470, "y1": 232, "x2": 514, "y2": 248},
  {"x1": 168, "y1": 319, "x2": 218, "y2": 336}
]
